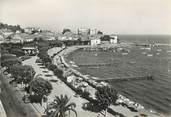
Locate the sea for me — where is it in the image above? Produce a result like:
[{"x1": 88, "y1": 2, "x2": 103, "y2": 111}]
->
[{"x1": 66, "y1": 35, "x2": 171, "y2": 116}]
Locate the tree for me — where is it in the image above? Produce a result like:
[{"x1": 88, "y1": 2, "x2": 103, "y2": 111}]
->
[
  {"x1": 10, "y1": 48, "x2": 25, "y2": 57},
  {"x1": 9, "y1": 65, "x2": 23, "y2": 82},
  {"x1": 100, "y1": 35, "x2": 111, "y2": 41},
  {"x1": 95, "y1": 86, "x2": 118, "y2": 117},
  {"x1": 9, "y1": 65, "x2": 35, "y2": 86},
  {"x1": 47, "y1": 63, "x2": 57, "y2": 71},
  {"x1": 45, "y1": 95, "x2": 77, "y2": 117},
  {"x1": 62, "y1": 29, "x2": 71, "y2": 34},
  {"x1": 1, "y1": 54, "x2": 16, "y2": 62},
  {"x1": 1, "y1": 58, "x2": 22, "y2": 68},
  {"x1": 29, "y1": 77, "x2": 52, "y2": 102},
  {"x1": 54, "y1": 68, "x2": 64, "y2": 78},
  {"x1": 49, "y1": 40, "x2": 63, "y2": 47},
  {"x1": 20, "y1": 65, "x2": 35, "y2": 85},
  {"x1": 97, "y1": 31, "x2": 103, "y2": 35}
]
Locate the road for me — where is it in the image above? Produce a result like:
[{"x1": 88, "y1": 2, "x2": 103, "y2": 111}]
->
[{"x1": 0, "y1": 72, "x2": 40, "y2": 117}]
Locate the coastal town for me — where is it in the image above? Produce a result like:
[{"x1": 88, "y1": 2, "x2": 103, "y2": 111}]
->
[{"x1": 0, "y1": 22, "x2": 166, "y2": 117}]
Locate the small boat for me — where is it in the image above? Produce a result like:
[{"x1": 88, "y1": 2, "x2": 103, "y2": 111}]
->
[
  {"x1": 122, "y1": 53, "x2": 128, "y2": 55},
  {"x1": 167, "y1": 51, "x2": 171, "y2": 53},
  {"x1": 130, "y1": 61, "x2": 136, "y2": 64},
  {"x1": 157, "y1": 49, "x2": 162, "y2": 52},
  {"x1": 142, "y1": 52, "x2": 147, "y2": 54},
  {"x1": 147, "y1": 54, "x2": 153, "y2": 57},
  {"x1": 144, "y1": 47, "x2": 151, "y2": 50}
]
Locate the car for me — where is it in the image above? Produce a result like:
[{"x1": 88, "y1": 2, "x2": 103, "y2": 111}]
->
[{"x1": 74, "y1": 94, "x2": 79, "y2": 98}]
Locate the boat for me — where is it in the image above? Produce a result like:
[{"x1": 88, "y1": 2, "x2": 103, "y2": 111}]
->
[{"x1": 147, "y1": 54, "x2": 153, "y2": 57}]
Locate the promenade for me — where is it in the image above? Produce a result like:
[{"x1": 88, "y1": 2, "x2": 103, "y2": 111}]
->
[
  {"x1": 48, "y1": 46, "x2": 162, "y2": 117},
  {"x1": 21, "y1": 46, "x2": 162, "y2": 117},
  {"x1": 23, "y1": 55, "x2": 111, "y2": 117}
]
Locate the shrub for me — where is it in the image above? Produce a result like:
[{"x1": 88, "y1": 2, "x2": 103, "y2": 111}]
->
[
  {"x1": 47, "y1": 63, "x2": 57, "y2": 71},
  {"x1": 20, "y1": 56, "x2": 31, "y2": 61},
  {"x1": 53, "y1": 68, "x2": 64, "y2": 78},
  {"x1": 29, "y1": 77, "x2": 53, "y2": 97},
  {"x1": 35, "y1": 58, "x2": 42, "y2": 63},
  {"x1": 10, "y1": 48, "x2": 25, "y2": 57},
  {"x1": 81, "y1": 91, "x2": 90, "y2": 98},
  {"x1": 1, "y1": 58, "x2": 22, "y2": 68},
  {"x1": 9, "y1": 65, "x2": 35, "y2": 85}
]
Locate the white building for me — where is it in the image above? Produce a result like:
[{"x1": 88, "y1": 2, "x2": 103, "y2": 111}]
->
[
  {"x1": 110, "y1": 35, "x2": 118, "y2": 44},
  {"x1": 90, "y1": 29, "x2": 97, "y2": 35},
  {"x1": 0, "y1": 35, "x2": 4, "y2": 44},
  {"x1": 90, "y1": 38, "x2": 101, "y2": 45},
  {"x1": 78, "y1": 28, "x2": 90, "y2": 35}
]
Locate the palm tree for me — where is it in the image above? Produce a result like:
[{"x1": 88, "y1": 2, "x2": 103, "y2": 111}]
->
[{"x1": 45, "y1": 95, "x2": 77, "y2": 117}]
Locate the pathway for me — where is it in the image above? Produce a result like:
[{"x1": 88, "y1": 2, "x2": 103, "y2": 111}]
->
[{"x1": 23, "y1": 56, "x2": 113, "y2": 117}]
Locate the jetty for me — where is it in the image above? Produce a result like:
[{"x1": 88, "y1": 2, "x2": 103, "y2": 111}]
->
[{"x1": 94, "y1": 75, "x2": 153, "y2": 82}]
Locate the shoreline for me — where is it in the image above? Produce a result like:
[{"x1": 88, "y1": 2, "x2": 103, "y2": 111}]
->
[{"x1": 50, "y1": 45, "x2": 164, "y2": 117}]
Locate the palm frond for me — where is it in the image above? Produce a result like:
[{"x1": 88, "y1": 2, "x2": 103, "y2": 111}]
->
[{"x1": 68, "y1": 108, "x2": 77, "y2": 117}]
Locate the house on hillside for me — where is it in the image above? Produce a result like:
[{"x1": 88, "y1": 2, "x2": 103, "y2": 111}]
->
[
  {"x1": 100, "y1": 35, "x2": 118, "y2": 44},
  {"x1": 78, "y1": 28, "x2": 90, "y2": 35},
  {"x1": 0, "y1": 35, "x2": 4, "y2": 44},
  {"x1": 58, "y1": 32, "x2": 79, "y2": 41},
  {"x1": 89, "y1": 34, "x2": 102, "y2": 45},
  {"x1": 31, "y1": 32, "x2": 56, "y2": 41},
  {"x1": 24, "y1": 27, "x2": 41, "y2": 34},
  {"x1": 0, "y1": 29, "x2": 14, "y2": 38},
  {"x1": 9, "y1": 34, "x2": 24, "y2": 43},
  {"x1": 79, "y1": 34, "x2": 90, "y2": 45},
  {"x1": 110, "y1": 35, "x2": 118, "y2": 44},
  {"x1": 0, "y1": 31, "x2": 5, "y2": 43},
  {"x1": 90, "y1": 38, "x2": 101, "y2": 45}
]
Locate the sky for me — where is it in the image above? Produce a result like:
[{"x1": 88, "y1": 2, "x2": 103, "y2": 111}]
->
[{"x1": 0, "y1": 0, "x2": 171, "y2": 34}]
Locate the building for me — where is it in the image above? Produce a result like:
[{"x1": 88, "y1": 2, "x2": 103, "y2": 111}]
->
[
  {"x1": 22, "y1": 47, "x2": 38, "y2": 55},
  {"x1": 0, "y1": 29, "x2": 14, "y2": 38},
  {"x1": 90, "y1": 29, "x2": 97, "y2": 35},
  {"x1": 9, "y1": 34, "x2": 24, "y2": 43},
  {"x1": 58, "y1": 32, "x2": 79, "y2": 41},
  {"x1": 0, "y1": 31, "x2": 5, "y2": 43},
  {"x1": 89, "y1": 34, "x2": 102, "y2": 45},
  {"x1": 90, "y1": 38, "x2": 101, "y2": 45},
  {"x1": 0, "y1": 35, "x2": 4, "y2": 44},
  {"x1": 24, "y1": 27, "x2": 41, "y2": 34},
  {"x1": 110, "y1": 35, "x2": 118, "y2": 44},
  {"x1": 79, "y1": 34, "x2": 90, "y2": 45},
  {"x1": 78, "y1": 28, "x2": 90, "y2": 35}
]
